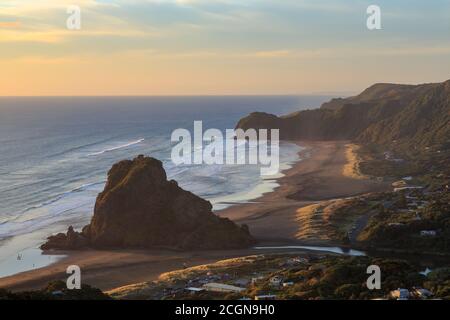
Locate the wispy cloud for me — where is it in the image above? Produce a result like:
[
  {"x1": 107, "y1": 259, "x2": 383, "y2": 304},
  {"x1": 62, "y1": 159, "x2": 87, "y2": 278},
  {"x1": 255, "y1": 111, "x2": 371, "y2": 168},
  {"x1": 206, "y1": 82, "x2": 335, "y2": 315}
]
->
[{"x1": 1, "y1": 0, "x2": 450, "y2": 95}]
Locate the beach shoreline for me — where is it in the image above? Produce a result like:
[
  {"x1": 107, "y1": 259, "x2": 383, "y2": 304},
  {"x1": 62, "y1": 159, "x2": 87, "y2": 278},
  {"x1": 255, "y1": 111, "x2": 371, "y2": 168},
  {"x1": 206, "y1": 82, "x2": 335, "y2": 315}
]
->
[
  {"x1": 0, "y1": 141, "x2": 301, "y2": 280},
  {"x1": 0, "y1": 140, "x2": 391, "y2": 292},
  {"x1": 218, "y1": 140, "x2": 390, "y2": 243}
]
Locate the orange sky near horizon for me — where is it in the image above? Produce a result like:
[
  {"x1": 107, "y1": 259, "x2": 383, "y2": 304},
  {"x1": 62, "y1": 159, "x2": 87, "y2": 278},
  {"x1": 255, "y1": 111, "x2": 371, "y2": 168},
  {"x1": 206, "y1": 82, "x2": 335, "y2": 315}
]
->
[{"x1": 1, "y1": 0, "x2": 450, "y2": 96}]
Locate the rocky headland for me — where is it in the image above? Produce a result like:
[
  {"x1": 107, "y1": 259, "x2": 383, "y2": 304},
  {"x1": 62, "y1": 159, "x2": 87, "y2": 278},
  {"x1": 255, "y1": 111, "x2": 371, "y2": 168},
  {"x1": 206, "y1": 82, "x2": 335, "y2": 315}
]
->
[
  {"x1": 41, "y1": 155, "x2": 254, "y2": 250},
  {"x1": 236, "y1": 80, "x2": 450, "y2": 151}
]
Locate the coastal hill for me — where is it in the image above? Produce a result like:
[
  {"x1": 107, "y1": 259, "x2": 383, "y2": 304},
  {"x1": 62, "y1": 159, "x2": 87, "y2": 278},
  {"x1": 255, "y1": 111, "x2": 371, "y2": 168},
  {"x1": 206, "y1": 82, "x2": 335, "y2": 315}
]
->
[
  {"x1": 236, "y1": 80, "x2": 450, "y2": 151},
  {"x1": 235, "y1": 80, "x2": 450, "y2": 254},
  {"x1": 41, "y1": 156, "x2": 254, "y2": 250}
]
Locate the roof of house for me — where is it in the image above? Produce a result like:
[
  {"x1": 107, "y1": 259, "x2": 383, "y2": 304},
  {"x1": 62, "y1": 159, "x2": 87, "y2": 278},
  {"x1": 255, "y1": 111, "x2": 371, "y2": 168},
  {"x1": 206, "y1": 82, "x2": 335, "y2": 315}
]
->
[
  {"x1": 203, "y1": 283, "x2": 245, "y2": 292},
  {"x1": 185, "y1": 287, "x2": 205, "y2": 292}
]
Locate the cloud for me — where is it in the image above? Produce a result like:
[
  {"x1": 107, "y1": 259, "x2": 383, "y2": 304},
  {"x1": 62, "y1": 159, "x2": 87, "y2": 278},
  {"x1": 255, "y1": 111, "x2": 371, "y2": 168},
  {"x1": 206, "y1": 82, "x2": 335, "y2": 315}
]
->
[
  {"x1": 2, "y1": 0, "x2": 450, "y2": 96},
  {"x1": 0, "y1": 21, "x2": 20, "y2": 27},
  {"x1": 249, "y1": 50, "x2": 292, "y2": 58}
]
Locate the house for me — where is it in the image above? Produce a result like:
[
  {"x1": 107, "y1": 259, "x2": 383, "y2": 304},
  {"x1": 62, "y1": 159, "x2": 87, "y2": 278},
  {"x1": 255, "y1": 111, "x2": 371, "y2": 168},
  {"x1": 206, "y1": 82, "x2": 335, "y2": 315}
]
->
[
  {"x1": 269, "y1": 275, "x2": 283, "y2": 287},
  {"x1": 392, "y1": 180, "x2": 408, "y2": 188},
  {"x1": 417, "y1": 201, "x2": 429, "y2": 209},
  {"x1": 185, "y1": 287, "x2": 205, "y2": 294},
  {"x1": 282, "y1": 282, "x2": 294, "y2": 287},
  {"x1": 202, "y1": 283, "x2": 245, "y2": 293},
  {"x1": 384, "y1": 151, "x2": 393, "y2": 160},
  {"x1": 251, "y1": 276, "x2": 264, "y2": 285},
  {"x1": 390, "y1": 288, "x2": 409, "y2": 300},
  {"x1": 407, "y1": 202, "x2": 418, "y2": 208},
  {"x1": 420, "y1": 230, "x2": 437, "y2": 237},
  {"x1": 292, "y1": 257, "x2": 309, "y2": 264},
  {"x1": 233, "y1": 278, "x2": 250, "y2": 287},
  {"x1": 388, "y1": 223, "x2": 405, "y2": 227},
  {"x1": 280, "y1": 257, "x2": 309, "y2": 267},
  {"x1": 413, "y1": 288, "x2": 433, "y2": 299},
  {"x1": 254, "y1": 294, "x2": 277, "y2": 300},
  {"x1": 308, "y1": 264, "x2": 326, "y2": 271},
  {"x1": 394, "y1": 186, "x2": 423, "y2": 192}
]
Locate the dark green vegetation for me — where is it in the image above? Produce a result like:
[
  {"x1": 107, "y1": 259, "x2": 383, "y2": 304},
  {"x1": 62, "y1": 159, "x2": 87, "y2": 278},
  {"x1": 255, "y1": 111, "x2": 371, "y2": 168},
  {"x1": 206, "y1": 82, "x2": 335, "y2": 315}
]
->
[
  {"x1": 108, "y1": 254, "x2": 450, "y2": 300},
  {"x1": 237, "y1": 80, "x2": 450, "y2": 153},
  {"x1": 238, "y1": 80, "x2": 450, "y2": 190},
  {"x1": 5, "y1": 255, "x2": 450, "y2": 300},
  {"x1": 243, "y1": 256, "x2": 429, "y2": 300},
  {"x1": 237, "y1": 79, "x2": 450, "y2": 256},
  {"x1": 426, "y1": 267, "x2": 450, "y2": 298},
  {"x1": 357, "y1": 188, "x2": 450, "y2": 253},
  {"x1": 357, "y1": 140, "x2": 450, "y2": 190},
  {"x1": 0, "y1": 281, "x2": 110, "y2": 300}
]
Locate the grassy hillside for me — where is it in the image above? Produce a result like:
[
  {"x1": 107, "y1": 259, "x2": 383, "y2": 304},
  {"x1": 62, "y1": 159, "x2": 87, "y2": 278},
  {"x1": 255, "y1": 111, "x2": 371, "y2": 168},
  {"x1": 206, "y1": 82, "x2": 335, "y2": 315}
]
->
[{"x1": 236, "y1": 80, "x2": 450, "y2": 153}]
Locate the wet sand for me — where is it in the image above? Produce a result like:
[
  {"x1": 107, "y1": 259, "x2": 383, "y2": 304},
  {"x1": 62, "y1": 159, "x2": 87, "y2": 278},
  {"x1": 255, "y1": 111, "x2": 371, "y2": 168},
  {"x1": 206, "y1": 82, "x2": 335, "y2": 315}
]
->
[
  {"x1": 219, "y1": 141, "x2": 390, "y2": 243},
  {"x1": 0, "y1": 248, "x2": 263, "y2": 292},
  {"x1": 0, "y1": 141, "x2": 391, "y2": 292}
]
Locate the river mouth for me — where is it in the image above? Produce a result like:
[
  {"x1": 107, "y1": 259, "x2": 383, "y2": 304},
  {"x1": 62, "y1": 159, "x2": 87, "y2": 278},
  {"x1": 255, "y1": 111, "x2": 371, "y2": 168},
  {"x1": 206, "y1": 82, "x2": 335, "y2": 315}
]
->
[
  {"x1": 254, "y1": 245, "x2": 366, "y2": 256},
  {"x1": 254, "y1": 244, "x2": 450, "y2": 272}
]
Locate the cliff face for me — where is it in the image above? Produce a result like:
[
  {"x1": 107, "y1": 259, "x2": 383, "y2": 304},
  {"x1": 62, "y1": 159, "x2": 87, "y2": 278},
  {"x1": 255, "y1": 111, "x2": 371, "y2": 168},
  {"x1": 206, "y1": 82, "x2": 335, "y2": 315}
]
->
[
  {"x1": 236, "y1": 80, "x2": 450, "y2": 150},
  {"x1": 42, "y1": 156, "x2": 254, "y2": 250}
]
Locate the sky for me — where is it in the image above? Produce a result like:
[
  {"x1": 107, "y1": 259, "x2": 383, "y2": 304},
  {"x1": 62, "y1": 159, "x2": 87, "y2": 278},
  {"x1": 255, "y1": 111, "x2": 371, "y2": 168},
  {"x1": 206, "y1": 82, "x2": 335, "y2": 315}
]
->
[{"x1": 1, "y1": 0, "x2": 450, "y2": 96}]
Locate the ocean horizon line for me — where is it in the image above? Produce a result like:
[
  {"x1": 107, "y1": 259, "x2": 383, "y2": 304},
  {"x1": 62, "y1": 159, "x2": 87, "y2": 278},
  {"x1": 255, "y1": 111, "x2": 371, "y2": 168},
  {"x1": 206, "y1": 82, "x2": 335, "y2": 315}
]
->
[{"x1": 0, "y1": 93, "x2": 347, "y2": 99}]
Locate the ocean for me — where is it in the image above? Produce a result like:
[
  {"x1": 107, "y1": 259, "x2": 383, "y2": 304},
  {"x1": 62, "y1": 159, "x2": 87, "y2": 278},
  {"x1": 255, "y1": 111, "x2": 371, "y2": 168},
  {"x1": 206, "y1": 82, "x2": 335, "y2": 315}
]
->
[{"x1": 0, "y1": 95, "x2": 331, "y2": 277}]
